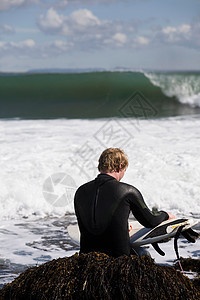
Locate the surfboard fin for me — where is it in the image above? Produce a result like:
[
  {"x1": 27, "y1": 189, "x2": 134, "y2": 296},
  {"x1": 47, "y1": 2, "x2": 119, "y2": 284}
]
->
[
  {"x1": 152, "y1": 242, "x2": 165, "y2": 256},
  {"x1": 181, "y1": 228, "x2": 199, "y2": 243},
  {"x1": 187, "y1": 228, "x2": 200, "y2": 237},
  {"x1": 151, "y1": 226, "x2": 199, "y2": 258}
]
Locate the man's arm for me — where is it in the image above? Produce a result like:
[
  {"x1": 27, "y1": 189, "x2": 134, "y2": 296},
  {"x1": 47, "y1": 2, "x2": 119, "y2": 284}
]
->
[{"x1": 128, "y1": 187, "x2": 170, "y2": 228}]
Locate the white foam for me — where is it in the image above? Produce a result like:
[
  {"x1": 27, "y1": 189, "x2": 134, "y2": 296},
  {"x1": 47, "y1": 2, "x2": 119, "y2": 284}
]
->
[
  {"x1": 0, "y1": 218, "x2": 76, "y2": 266},
  {"x1": 145, "y1": 72, "x2": 200, "y2": 107},
  {"x1": 1, "y1": 116, "x2": 200, "y2": 287},
  {"x1": 1, "y1": 116, "x2": 200, "y2": 220}
]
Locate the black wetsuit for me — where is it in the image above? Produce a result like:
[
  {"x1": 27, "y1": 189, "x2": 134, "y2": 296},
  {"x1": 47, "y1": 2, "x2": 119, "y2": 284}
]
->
[{"x1": 74, "y1": 173, "x2": 168, "y2": 257}]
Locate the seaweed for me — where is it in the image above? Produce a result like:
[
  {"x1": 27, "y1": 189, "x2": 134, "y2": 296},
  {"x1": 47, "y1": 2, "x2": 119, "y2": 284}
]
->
[
  {"x1": 174, "y1": 257, "x2": 200, "y2": 293},
  {"x1": 0, "y1": 252, "x2": 199, "y2": 300}
]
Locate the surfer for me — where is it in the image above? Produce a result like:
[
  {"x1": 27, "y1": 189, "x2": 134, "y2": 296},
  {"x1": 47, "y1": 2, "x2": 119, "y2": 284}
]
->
[{"x1": 74, "y1": 148, "x2": 175, "y2": 258}]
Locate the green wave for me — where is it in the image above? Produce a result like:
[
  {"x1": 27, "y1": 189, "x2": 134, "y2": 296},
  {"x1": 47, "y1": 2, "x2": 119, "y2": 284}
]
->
[{"x1": 0, "y1": 71, "x2": 199, "y2": 119}]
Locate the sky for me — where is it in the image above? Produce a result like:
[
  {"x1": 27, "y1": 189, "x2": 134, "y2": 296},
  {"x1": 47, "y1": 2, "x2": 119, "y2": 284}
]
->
[{"x1": 0, "y1": 0, "x2": 200, "y2": 72}]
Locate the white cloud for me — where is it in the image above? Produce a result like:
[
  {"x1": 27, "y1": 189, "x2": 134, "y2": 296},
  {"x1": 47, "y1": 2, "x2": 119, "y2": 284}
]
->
[
  {"x1": 178, "y1": 24, "x2": 191, "y2": 34},
  {"x1": 135, "y1": 36, "x2": 149, "y2": 45},
  {"x1": 70, "y1": 9, "x2": 101, "y2": 26},
  {"x1": 37, "y1": 8, "x2": 133, "y2": 50},
  {"x1": 8, "y1": 39, "x2": 35, "y2": 51},
  {"x1": 161, "y1": 23, "x2": 191, "y2": 43},
  {"x1": 113, "y1": 33, "x2": 127, "y2": 44},
  {"x1": 1, "y1": 7, "x2": 199, "y2": 65},
  {"x1": 0, "y1": 39, "x2": 35, "y2": 58},
  {"x1": 153, "y1": 22, "x2": 200, "y2": 48},
  {"x1": 0, "y1": 0, "x2": 38, "y2": 11},
  {"x1": 39, "y1": 8, "x2": 200, "y2": 52},
  {"x1": 38, "y1": 8, "x2": 103, "y2": 35},
  {"x1": 103, "y1": 32, "x2": 127, "y2": 47},
  {"x1": 0, "y1": 0, "x2": 24, "y2": 11},
  {"x1": 0, "y1": 24, "x2": 15, "y2": 34},
  {"x1": 39, "y1": 8, "x2": 65, "y2": 32},
  {"x1": 0, "y1": 39, "x2": 74, "y2": 59},
  {"x1": 162, "y1": 26, "x2": 177, "y2": 35},
  {"x1": 19, "y1": 39, "x2": 35, "y2": 47},
  {"x1": 51, "y1": 40, "x2": 72, "y2": 51},
  {"x1": 162, "y1": 24, "x2": 191, "y2": 36}
]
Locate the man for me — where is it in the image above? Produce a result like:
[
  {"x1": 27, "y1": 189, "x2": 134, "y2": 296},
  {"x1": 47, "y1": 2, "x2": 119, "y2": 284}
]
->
[{"x1": 74, "y1": 148, "x2": 175, "y2": 258}]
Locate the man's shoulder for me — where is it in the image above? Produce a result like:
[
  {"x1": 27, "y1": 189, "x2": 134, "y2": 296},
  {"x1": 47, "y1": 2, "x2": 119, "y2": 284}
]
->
[
  {"x1": 119, "y1": 181, "x2": 141, "y2": 195},
  {"x1": 76, "y1": 179, "x2": 95, "y2": 193}
]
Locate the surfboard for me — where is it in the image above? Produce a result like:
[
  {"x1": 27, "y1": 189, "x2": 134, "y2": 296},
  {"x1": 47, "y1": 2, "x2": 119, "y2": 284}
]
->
[
  {"x1": 68, "y1": 223, "x2": 80, "y2": 246},
  {"x1": 68, "y1": 218, "x2": 199, "y2": 248},
  {"x1": 129, "y1": 218, "x2": 199, "y2": 247}
]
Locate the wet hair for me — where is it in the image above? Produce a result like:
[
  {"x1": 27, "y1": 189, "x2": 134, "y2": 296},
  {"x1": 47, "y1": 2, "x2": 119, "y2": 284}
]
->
[{"x1": 98, "y1": 148, "x2": 128, "y2": 173}]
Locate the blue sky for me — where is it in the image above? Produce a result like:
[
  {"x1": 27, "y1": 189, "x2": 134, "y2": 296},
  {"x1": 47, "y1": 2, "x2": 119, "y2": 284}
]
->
[{"x1": 0, "y1": 0, "x2": 200, "y2": 72}]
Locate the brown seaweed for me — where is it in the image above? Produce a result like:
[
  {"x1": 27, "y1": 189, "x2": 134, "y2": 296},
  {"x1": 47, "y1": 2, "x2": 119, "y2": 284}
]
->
[
  {"x1": 0, "y1": 252, "x2": 199, "y2": 300},
  {"x1": 174, "y1": 257, "x2": 200, "y2": 293}
]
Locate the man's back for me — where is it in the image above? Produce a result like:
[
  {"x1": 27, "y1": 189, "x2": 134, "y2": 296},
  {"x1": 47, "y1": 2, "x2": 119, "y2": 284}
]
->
[
  {"x1": 74, "y1": 173, "x2": 133, "y2": 257},
  {"x1": 74, "y1": 173, "x2": 168, "y2": 257}
]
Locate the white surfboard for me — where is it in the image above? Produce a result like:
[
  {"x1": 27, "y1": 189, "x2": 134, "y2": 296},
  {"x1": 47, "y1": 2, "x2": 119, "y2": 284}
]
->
[
  {"x1": 68, "y1": 223, "x2": 80, "y2": 246},
  {"x1": 68, "y1": 218, "x2": 199, "y2": 247},
  {"x1": 129, "y1": 218, "x2": 199, "y2": 247}
]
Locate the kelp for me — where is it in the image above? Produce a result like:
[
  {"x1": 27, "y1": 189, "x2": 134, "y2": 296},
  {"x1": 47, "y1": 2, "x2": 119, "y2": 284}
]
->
[
  {"x1": 174, "y1": 257, "x2": 200, "y2": 293},
  {"x1": 0, "y1": 252, "x2": 199, "y2": 300}
]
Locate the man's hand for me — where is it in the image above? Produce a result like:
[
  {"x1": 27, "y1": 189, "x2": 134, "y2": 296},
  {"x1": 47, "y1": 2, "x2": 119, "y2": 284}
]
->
[{"x1": 167, "y1": 212, "x2": 176, "y2": 220}]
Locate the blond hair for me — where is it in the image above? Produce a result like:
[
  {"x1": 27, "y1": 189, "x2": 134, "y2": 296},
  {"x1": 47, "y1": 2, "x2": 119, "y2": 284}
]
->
[{"x1": 98, "y1": 148, "x2": 128, "y2": 173}]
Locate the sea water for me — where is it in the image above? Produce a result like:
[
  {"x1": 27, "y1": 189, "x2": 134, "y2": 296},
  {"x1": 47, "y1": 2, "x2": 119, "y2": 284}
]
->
[{"x1": 0, "y1": 71, "x2": 200, "y2": 287}]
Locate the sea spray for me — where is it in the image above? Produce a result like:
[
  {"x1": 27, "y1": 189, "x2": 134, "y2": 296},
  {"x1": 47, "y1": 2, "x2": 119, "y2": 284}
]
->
[
  {"x1": 1, "y1": 116, "x2": 200, "y2": 220},
  {"x1": 145, "y1": 71, "x2": 200, "y2": 107}
]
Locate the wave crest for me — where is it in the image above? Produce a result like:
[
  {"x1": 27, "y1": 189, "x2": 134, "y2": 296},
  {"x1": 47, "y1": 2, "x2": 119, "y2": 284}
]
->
[{"x1": 145, "y1": 72, "x2": 200, "y2": 107}]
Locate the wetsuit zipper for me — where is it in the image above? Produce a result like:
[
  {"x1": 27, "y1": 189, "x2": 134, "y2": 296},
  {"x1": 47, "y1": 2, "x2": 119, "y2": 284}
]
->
[{"x1": 93, "y1": 187, "x2": 99, "y2": 224}]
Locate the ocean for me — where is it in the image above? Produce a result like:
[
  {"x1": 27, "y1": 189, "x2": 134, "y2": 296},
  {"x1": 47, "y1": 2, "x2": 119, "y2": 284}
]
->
[{"x1": 0, "y1": 70, "x2": 200, "y2": 287}]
